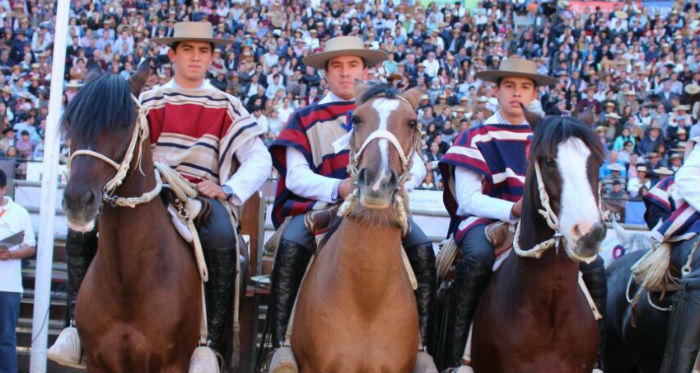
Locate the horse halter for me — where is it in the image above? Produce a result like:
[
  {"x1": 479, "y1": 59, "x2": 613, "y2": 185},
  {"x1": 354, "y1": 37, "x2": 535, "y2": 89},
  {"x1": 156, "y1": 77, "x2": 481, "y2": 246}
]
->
[
  {"x1": 67, "y1": 95, "x2": 163, "y2": 208},
  {"x1": 346, "y1": 95, "x2": 421, "y2": 182},
  {"x1": 340, "y1": 95, "x2": 421, "y2": 235},
  {"x1": 512, "y1": 159, "x2": 597, "y2": 264}
]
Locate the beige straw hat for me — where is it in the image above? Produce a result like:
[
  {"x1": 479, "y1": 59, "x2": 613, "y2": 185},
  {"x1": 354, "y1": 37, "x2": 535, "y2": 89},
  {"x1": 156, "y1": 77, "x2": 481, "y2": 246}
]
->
[
  {"x1": 150, "y1": 22, "x2": 232, "y2": 46},
  {"x1": 474, "y1": 57, "x2": 557, "y2": 86},
  {"x1": 302, "y1": 36, "x2": 388, "y2": 70}
]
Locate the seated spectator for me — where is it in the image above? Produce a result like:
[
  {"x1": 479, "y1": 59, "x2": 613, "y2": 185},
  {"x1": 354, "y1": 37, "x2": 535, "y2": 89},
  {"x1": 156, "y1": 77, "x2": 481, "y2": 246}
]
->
[
  {"x1": 602, "y1": 163, "x2": 626, "y2": 195},
  {"x1": 420, "y1": 172, "x2": 437, "y2": 190},
  {"x1": 600, "y1": 151, "x2": 627, "y2": 179},
  {"x1": 627, "y1": 165, "x2": 651, "y2": 197},
  {"x1": 15, "y1": 130, "x2": 33, "y2": 160}
]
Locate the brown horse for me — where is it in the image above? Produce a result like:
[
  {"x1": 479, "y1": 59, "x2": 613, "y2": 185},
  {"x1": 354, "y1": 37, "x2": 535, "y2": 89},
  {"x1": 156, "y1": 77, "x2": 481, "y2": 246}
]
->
[
  {"x1": 289, "y1": 83, "x2": 425, "y2": 372},
  {"x1": 62, "y1": 63, "x2": 201, "y2": 371},
  {"x1": 470, "y1": 113, "x2": 606, "y2": 372}
]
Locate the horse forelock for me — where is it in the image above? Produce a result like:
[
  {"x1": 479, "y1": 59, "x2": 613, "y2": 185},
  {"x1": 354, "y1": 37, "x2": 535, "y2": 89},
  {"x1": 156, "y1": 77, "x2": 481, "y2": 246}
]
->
[{"x1": 61, "y1": 74, "x2": 137, "y2": 147}]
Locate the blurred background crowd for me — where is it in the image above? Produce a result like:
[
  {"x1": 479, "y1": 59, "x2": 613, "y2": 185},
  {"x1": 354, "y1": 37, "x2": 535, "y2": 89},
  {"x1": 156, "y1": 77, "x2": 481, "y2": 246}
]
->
[{"x1": 0, "y1": 0, "x2": 697, "y2": 222}]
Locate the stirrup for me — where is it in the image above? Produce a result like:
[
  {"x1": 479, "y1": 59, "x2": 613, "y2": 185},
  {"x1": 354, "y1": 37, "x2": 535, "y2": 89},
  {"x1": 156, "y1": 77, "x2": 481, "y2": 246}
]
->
[
  {"x1": 47, "y1": 326, "x2": 86, "y2": 369},
  {"x1": 269, "y1": 346, "x2": 299, "y2": 373},
  {"x1": 188, "y1": 346, "x2": 221, "y2": 373}
]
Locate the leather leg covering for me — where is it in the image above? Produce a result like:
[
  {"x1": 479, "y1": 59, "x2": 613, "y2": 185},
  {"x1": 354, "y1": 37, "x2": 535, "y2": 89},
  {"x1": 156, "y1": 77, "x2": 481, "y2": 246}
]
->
[
  {"x1": 269, "y1": 240, "x2": 312, "y2": 348},
  {"x1": 405, "y1": 242, "x2": 436, "y2": 348},
  {"x1": 659, "y1": 279, "x2": 700, "y2": 373},
  {"x1": 581, "y1": 258, "x2": 607, "y2": 367},
  {"x1": 445, "y1": 257, "x2": 492, "y2": 368},
  {"x1": 204, "y1": 246, "x2": 237, "y2": 352},
  {"x1": 65, "y1": 228, "x2": 98, "y2": 326}
]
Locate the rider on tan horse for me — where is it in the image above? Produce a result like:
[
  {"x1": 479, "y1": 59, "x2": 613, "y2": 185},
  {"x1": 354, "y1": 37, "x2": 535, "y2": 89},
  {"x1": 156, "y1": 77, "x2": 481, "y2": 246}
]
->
[
  {"x1": 49, "y1": 22, "x2": 271, "y2": 372},
  {"x1": 436, "y1": 57, "x2": 608, "y2": 370},
  {"x1": 268, "y1": 35, "x2": 435, "y2": 362}
]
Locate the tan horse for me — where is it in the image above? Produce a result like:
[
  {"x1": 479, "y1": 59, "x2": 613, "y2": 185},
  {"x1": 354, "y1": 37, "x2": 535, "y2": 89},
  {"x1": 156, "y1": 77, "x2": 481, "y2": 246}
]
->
[
  {"x1": 62, "y1": 64, "x2": 201, "y2": 371},
  {"x1": 290, "y1": 83, "x2": 424, "y2": 372}
]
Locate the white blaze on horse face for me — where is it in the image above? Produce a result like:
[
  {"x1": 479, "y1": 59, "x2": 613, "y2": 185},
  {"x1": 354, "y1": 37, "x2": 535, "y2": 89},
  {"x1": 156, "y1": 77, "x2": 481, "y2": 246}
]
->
[
  {"x1": 556, "y1": 137, "x2": 600, "y2": 246},
  {"x1": 370, "y1": 99, "x2": 400, "y2": 191}
]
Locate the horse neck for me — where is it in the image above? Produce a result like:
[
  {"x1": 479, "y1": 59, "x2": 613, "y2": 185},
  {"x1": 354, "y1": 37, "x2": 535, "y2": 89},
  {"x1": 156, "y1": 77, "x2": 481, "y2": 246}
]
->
[
  {"x1": 332, "y1": 216, "x2": 405, "y2": 297},
  {"x1": 96, "y1": 141, "x2": 169, "y2": 282}
]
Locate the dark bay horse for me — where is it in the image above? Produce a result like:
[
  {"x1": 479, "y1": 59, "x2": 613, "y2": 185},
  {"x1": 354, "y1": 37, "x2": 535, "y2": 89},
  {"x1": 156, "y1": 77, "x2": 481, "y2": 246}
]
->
[
  {"x1": 61, "y1": 64, "x2": 201, "y2": 371},
  {"x1": 290, "y1": 83, "x2": 427, "y2": 372},
  {"x1": 470, "y1": 113, "x2": 606, "y2": 372}
]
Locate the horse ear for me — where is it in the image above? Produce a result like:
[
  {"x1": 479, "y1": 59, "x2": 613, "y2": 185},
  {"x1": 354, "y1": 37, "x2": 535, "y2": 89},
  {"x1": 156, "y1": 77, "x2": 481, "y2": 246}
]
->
[
  {"x1": 84, "y1": 60, "x2": 103, "y2": 83},
  {"x1": 127, "y1": 57, "x2": 152, "y2": 97},
  {"x1": 520, "y1": 102, "x2": 542, "y2": 131},
  {"x1": 577, "y1": 108, "x2": 596, "y2": 128},
  {"x1": 401, "y1": 87, "x2": 425, "y2": 110},
  {"x1": 353, "y1": 79, "x2": 370, "y2": 103},
  {"x1": 612, "y1": 219, "x2": 629, "y2": 246}
]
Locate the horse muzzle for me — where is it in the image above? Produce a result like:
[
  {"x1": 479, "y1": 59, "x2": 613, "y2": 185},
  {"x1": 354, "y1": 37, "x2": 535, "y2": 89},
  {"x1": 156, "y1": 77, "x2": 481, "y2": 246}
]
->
[
  {"x1": 356, "y1": 166, "x2": 398, "y2": 210},
  {"x1": 63, "y1": 184, "x2": 101, "y2": 232},
  {"x1": 572, "y1": 222, "x2": 606, "y2": 260}
]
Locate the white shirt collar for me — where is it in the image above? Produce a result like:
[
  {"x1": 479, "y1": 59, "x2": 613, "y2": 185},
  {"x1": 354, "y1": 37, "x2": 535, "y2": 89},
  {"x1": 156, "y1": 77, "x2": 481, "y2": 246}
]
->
[
  {"x1": 484, "y1": 110, "x2": 529, "y2": 125},
  {"x1": 319, "y1": 91, "x2": 354, "y2": 105},
  {"x1": 164, "y1": 78, "x2": 211, "y2": 90}
]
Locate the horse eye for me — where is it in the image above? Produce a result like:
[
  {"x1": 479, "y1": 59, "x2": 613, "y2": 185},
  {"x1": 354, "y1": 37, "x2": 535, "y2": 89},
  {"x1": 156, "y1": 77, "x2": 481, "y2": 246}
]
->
[
  {"x1": 352, "y1": 115, "x2": 361, "y2": 126},
  {"x1": 542, "y1": 156, "x2": 556, "y2": 167},
  {"x1": 408, "y1": 120, "x2": 417, "y2": 129}
]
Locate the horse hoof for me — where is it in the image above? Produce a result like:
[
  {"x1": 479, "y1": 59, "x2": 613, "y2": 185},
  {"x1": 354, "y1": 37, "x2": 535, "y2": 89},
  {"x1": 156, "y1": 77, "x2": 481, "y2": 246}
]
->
[{"x1": 269, "y1": 347, "x2": 298, "y2": 373}]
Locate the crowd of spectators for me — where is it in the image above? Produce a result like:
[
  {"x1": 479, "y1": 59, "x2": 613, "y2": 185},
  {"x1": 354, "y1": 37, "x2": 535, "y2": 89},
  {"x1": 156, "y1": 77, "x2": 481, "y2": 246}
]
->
[{"x1": 0, "y1": 0, "x2": 697, "y2": 207}]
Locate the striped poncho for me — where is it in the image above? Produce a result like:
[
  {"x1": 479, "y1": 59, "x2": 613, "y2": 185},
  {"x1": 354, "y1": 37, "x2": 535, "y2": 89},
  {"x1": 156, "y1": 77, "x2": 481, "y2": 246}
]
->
[
  {"x1": 140, "y1": 80, "x2": 263, "y2": 187},
  {"x1": 269, "y1": 99, "x2": 355, "y2": 228},
  {"x1": 439, "y1": 119, "x2": 533, "y2": 245}
]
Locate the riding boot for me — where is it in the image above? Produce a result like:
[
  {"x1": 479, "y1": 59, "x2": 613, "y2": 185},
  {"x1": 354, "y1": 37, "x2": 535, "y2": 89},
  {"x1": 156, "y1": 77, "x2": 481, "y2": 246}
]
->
[
  {"x1": 48, "y1": 228, "x2": 97, "y2": 368},
  {"x1": 204, "y1": 246, "x2": 237, "y2": 353},
  {"x1": 269, "y1": 239, "x2": 313, "y2": 347},
  {"x1": 445, "y1": 257, "x2": 492, "y2": 368},
  {"x1": 405, "y1": 242, "x2": 436, "y2": 349},
  {"x1": 659, "y1": 278, "x2": 700, "y2": 373},
  {"x1": 580, "y1": 258, "x2": 607, "y2": 368}
]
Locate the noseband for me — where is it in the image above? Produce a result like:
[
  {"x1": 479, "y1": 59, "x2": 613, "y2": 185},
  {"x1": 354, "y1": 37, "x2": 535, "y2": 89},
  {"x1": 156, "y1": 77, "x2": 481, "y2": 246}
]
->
[{"x1": 67, "y1": 95, "x2": 163, "y2": 208}]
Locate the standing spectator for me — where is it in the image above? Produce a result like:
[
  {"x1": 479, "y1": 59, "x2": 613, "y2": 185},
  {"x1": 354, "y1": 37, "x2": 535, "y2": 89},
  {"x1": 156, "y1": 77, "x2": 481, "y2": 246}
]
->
[{"x1": 0, "y1": 169, "x2": 37, "y2": 373}]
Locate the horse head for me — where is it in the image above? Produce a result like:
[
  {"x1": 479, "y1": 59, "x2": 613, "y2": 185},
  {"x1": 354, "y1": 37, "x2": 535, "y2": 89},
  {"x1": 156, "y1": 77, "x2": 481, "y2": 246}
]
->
[
  {"x1": 345, "y1": 81, "x2": 423, "y2": 224},
  {"x1": 522, "y1": 106, "x2": 607, "y2": 261},
  {"x1": 62, "y1": 59, "x2": 151, "y2": 232}
]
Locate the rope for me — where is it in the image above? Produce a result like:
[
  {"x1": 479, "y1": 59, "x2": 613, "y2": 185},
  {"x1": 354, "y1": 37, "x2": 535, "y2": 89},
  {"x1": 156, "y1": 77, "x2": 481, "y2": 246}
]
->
[
  {"x1": 107, "y1": 170, "x2": 163, "y2": 208},
  {"x1": 682, "y1": 236, "x2": 700, "y2": 276}
]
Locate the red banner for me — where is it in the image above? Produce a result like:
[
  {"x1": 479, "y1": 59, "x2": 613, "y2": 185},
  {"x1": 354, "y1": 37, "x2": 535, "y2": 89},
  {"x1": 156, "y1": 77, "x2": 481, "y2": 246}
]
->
[{"x1": 569, "y1": 1, "x2": 640, "y2": 14}]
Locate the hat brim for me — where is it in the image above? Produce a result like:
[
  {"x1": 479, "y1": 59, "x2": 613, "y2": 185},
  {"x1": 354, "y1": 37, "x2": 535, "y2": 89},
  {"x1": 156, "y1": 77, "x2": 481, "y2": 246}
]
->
[
  {"x1": 474, "y1": 70, "x2": 558, "y2": 87},
  {"x1": 150, "y1": 36, "x2": 232, "y2": 46},
  {"x1": 302, "y1": 49, "x2": 388, "y2": 69}
]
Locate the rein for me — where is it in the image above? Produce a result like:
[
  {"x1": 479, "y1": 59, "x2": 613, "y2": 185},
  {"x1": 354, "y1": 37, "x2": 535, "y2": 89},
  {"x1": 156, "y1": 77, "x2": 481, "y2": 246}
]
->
[
  {"x1": 340, "y1": 95, "x2": 421, "y2": 236},
  {"x1": 67, "y1": 95, "x2": 162, "y2": 208},
  {"x1": 512, "y1": 160, "x2": 597, "y2": 264}
]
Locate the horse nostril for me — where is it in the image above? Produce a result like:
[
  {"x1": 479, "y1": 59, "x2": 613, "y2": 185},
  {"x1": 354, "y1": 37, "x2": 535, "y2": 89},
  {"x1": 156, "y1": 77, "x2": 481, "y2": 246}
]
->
[
  {"x1": 387, "y1": 170, "x2": 398, "y2": 188},
  {"x1": 80, "y1": 190, "x2": 96, "y2": 208},
  {"x1": 571, "y1": 223, "x2": 583, "y2": 241}
]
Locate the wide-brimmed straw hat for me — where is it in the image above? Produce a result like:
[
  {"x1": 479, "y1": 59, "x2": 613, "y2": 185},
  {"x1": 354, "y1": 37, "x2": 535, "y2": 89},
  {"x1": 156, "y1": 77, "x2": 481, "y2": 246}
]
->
[
  {"x1": 150, "y1": 22, "x2": 232, "y2": 46},
  {"x1": 302, "y1": 36, "x2": 388, "y2": 70},
  {"x1": 685, "y1": 83, "x2": 700, "y2": 95},
  {"x1": 474, "y1": 57, "x2": 557, "y2": 86},
  {"x1": 654, "y1": 166, "x2": 674, "y2": 175}
]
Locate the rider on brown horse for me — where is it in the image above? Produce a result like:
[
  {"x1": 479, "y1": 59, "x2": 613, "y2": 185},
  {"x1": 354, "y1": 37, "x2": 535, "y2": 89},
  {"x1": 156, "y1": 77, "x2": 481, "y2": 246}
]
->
[
  {"x1": 268, "y1": 35, "x2": 436, "y2": 361},
  {"x1": 436, "y1": 57, "x2": 608, "y2": 370},
  {"x1": 655, "y1": 136, "x2": 700, "y2": 372},
  {"x1": 49, "y1": 22, "x2": 272, "y2": 373}
]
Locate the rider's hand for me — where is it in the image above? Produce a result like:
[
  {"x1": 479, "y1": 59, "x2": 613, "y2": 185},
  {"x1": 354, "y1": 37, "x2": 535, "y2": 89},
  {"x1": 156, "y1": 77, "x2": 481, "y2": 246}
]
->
[
  {"x1": 337, "y1": 178, "x2": 355, "y2": 200},
  {"x1": 196, "y1": 180, "x2": 226, "y2": 200},
  {"x1": 0, "y1": 248, "x2": 10, "y2": 261},
  {"x1": 511, "y1": 198, "x2": 523, "y2": 219}
]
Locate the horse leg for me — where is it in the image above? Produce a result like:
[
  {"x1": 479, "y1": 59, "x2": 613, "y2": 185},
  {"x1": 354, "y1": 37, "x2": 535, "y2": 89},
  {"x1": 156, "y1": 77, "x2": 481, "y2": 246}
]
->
[{"x1": 580, "y1": 256, "x2": 607, "y2": 367}]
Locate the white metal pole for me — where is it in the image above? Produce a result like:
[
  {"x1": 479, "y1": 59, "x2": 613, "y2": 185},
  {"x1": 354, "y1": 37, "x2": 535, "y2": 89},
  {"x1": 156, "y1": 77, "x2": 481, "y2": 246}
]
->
[{"x1": 30, "y1": 0, "x2": 71, "y2": 371}]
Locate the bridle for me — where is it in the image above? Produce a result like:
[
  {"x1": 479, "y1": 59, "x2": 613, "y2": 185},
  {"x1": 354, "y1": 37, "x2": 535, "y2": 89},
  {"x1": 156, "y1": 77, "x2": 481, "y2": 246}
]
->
[
  {"x1": 512, "y1": 159, "x2": 598, "y2": 264},
  {"x1": 67, "y1": 94, "x2": 162, "y2": 208},
  {"x1": 340, "y1": 94, "x2": 422, "y2": 235}
]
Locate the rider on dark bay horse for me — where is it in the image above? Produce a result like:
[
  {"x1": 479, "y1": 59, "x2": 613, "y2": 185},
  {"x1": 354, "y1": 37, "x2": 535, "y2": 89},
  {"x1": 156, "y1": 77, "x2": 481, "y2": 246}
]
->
[
  {"x1": 48, "y1": 22, "x2": 272, "y2": 373},
  {"x1": 655, "y1": 136, "x2": 700, "y2": 373},
  {"x1": 268, "y1": 35, "x2": 436, "y2": 361},
  {"x1": 437, "y1": 57, "x2": 608, "y2": 370}
]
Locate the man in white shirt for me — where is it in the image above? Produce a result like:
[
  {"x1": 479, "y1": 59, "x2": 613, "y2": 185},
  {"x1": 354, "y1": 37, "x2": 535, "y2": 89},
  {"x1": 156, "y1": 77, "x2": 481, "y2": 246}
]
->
[
  {"x1": 268, "y1": 35, "x2": 435, "y2": 364},
  {"x1": 0, "y1": 169, "x2": 36, "y2": 373},
  {"x1": 438, "y1": 57, "x2": 607, "y2": 369},
  {"x1": 421, "y1": 51, "x2": 440, "y2": 79}
]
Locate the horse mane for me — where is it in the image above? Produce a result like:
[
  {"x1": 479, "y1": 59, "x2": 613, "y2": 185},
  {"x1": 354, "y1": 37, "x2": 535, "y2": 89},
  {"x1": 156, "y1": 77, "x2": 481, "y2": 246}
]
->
[
  {"x1": 61, "y1": 73, "x2": 137, "y2": 145},
  {"x1": 358, "y1": 82, "x2": 399, "y2": 104},
  {"x1": 529, "y1": 116, "x2": 605, "y2": 163}
]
